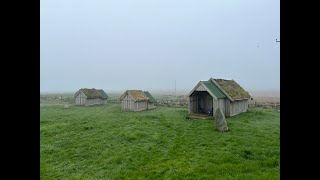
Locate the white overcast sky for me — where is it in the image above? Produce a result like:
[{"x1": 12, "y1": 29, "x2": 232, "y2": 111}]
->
[{"x1": 40, "y1": 0, "x2": 280, "y2": 92}]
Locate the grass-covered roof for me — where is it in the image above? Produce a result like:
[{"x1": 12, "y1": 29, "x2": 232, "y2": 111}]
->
[
  {"x1": 80, "y1": 88, "x2": 101, "y2": 99},
  {"x1": 213, "y1": 79, "x2": 251, "y2": 100},
  {"x1": 75, "y1": 88, "x2": 109, "y2": 99},
  {"x1": 120, "y1": 90, "x2": 149, "y2": 102},
  {"x1": 97, "y1": 89, "x2": 109, "y2": 99}
]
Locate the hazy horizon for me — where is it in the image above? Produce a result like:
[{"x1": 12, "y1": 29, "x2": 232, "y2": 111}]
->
[
  {"x1": 41, "y1": 0, "x2": 280, "y2": 92},
  {"x1": 40, "y1": 89, "x2": 280, "y2": 98}
]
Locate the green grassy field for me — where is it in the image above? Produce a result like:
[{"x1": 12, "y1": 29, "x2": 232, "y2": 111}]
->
[{"x1": 40, "y1": 103, "x2": 280, "y2": 179}]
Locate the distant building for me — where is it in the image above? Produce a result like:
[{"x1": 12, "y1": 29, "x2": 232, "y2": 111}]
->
[
  {"x1": 74, "y1": 88, "x2": 109, "y2": 106},
  {"x1": 188, "y1": 78, "x2": 251, "y2": 117},
  {"x1": 120, "y1": 90, "x2": 156, "y2": 111}
]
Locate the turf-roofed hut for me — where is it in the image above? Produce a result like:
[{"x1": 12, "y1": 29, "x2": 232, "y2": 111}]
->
[
  {"x1": 143, "y1": 91, "x2": 156, "y2": 109},
  {"x1": 74, "y1": 88, "x2": 109, "y2": 106},
  {"x1": 120, "y1": 90, "x2": 150, "y2": 111},
  {"x1": 188, "y1": 78, "x2": 251, "y2": 117}
]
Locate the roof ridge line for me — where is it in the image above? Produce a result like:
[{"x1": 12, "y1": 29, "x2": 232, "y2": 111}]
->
[{"x1": 209, "y1": 78, "x2": 234, "y2": 101}]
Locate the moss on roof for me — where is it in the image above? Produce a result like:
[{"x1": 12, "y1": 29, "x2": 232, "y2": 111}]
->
[
  {"x1": 75, "y1": 88, "x2": 109, "y2": 99},
  {"x1": 120, "y1": 90, "x2": 149, "y2": 101},
  {"x1": 214, "y1": 79, "x2": 251, "y2": 100},
  {"x1": 80, "y1": 88, "x2": 101, "y2": 99},
  {"x1": 143, "y1": 91, "x2": 156, "y2": 103},
  {"x1": 97, "y1": 89, "x2": 109, "y2": 99}
]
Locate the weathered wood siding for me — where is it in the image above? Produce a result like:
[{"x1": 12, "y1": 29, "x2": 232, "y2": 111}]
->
[
  {"x1": 229, "y1": 100, "x2": 248, "y2": 116},
  {"x1": 100, "y1": 99, "x2": 108, "y2": 104},
  {"x1": 85, "y1": 98, "x2": 101, "y2": 106},
  {"x1": 75, "y1": 91, "x2": 87, "y2": 106},
  {"x1": 225, "y1": 99, "x2": 231, "y2": 117},
  {"x1": 189, "y1": 95, "x2": 198, "y2": 113},
  {"x1": 212, "y1": 98, "x2": 218, "y2": 116},
  {"x1": 75, "y1": 91, "x2": 108, "y2": 106},
  {"x1": 121, "y1": 94, "x2": 135, "y2": 111},
  {"x1": 205, "y1": 94, "x2": 213, "y2": 113},
  {"x1": 121, "y1": 94, "x2": 148, "y2": 111},
  {"x1": 135, "y1": 101, "x2": 148, "y2": 111},
  {"x1": 195, "y1": 84, "x2": 206, "y2": 91}
]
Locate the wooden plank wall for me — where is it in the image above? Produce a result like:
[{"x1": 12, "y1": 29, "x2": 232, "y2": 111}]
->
[
  {"x1": 188, "y1": 93, "x2": 248, "y2": 117},
  {"x1": 75, "y1": 91, "x2": 87, "y2": 105},
  {"x1": 205, "y1": 94, "x2": 213, "y2": 113},
  {"x1": 121, "y1": 94, "x2": 134, "y2": 111},
  {"x1": 229, "y1": 100, "x2": 248, "y2": 116},
  {"x1": 135, "y1": 101, "x2": 148, "y2": 111},
  {"x1": 121, "y1": 94, "x2": 148, "y2": 111},
  {"x1": 75, "y1": 91, "x2": 108, "y2": 106},
  {"x1": 101, "y1": 99, "x2": 108, "y2": 104},
  {"x1": 189, "y1": 95, "x2": 199, "y2": 113},
  {"x1": 225, "y1": 99, "x2": 230, "y2": 117},
  {"x1": 85, "y1": 98, "x2": 101, "y2": 106}
]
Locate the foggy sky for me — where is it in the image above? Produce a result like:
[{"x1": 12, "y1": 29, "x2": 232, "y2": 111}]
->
[{"x1": 40, "y1": 0, "x2": 280, "y2": 92}]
